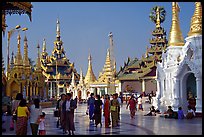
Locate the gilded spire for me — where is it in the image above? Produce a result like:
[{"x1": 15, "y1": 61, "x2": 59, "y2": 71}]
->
[
  {"x1": 71, "y1": 71, "x2": 76, "y2": 87},
  {"x1": 168, "y1": 2, "x2": 184, "y2": 46},
  {"x1": 156, "y1": 7, "x2": 161, "y2": 28},
  {"x1": 23, "y1": 35, "x2": 30, "y2": 67},
  {"x1": 36, "y1": 43, "x2": 41, "y2": 70},
  {"x1": 43, "y1": 38, "x2": 46, "y2": 52},
  {"x1": 103, "y1": 48, "x2": 112, "y2": 72},
  {"x1": 79, "y1": 68, "x2": 84, "y2": 86},
  {"x1": 188, "y1": 2, "x2": 202, "y2": 37},
  {"x1": 97, "y1": 48, "x2": 114, "y2": 83},
  {"x1": 56, "y1": 18, "x2": 60, "y2": 41},
  {"x1": 15, "y1": 34, "x2": 23, "y2": 66},
  {"x1": 84, "y1": 53, "x2": 96, "y2": 84},
  {"x1": 10, "y1": 51, "x2": 14, "y2": 69}
]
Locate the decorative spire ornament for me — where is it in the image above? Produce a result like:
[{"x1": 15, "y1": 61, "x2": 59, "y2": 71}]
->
[
  {"x1": 188, "y1": 2, "x2": 202, "y2": 37},
  {"x1": 84, "y1": 53, "x2": 96, "y2": 84},
  {"x1": 56, "y1": 18, "x2": 60, "y2": 41},
  {"x1": 23, "y1": 35, "x2": 30, "y2": 66},
  {"x1": 15, "y1": 33, "x2": 23, "y2": 66},
  {"x1": 168, "y1": 2, "x2": 184, "y2": 46},
  {"x1": 43, "y1": 38, "x2": 46, "y2": 52}
]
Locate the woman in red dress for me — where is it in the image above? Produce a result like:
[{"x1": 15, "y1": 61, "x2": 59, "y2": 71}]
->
[
  {"x1": 104, "y1": 94, "x2": 111, "y2": 128},
  {"x1": 126, "y1": 95, "x2": 137, "y2": 119}
]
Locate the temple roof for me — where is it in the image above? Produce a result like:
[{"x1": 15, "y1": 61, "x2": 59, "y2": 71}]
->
[{"x1": 41, "y1": 19, "x2": 79, "y2": 82}]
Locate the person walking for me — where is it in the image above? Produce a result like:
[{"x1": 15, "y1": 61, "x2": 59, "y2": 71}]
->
[
  {"x1": 103, "y1": 94, "x2": 111, "y2": 128},
  {"x1": 138, "y1": 95, "x2": 143, "y2": 111},
  {"x1": 16, "y1": 99, "x2": 30, "y2": 135},
  {"x1": 37, "y1": 112, "x2": 46, "y2": 135},
  {"x1": 10, "y1": 93, "x2": 23, "y2": 131},
  {"x1": 62, "y1": 93, "x2": 77, "y2": 135},
  {"x1": 87, "y1": 93, "x2": 95, "y2": 121},
  {"x1": 126, "y1": 95, "x2": 137, "y2": 119},
  {"x1": 119, "y1": 92, "x2": 123, "y2": 104},
  {"x1": 30, "y1": 98, "x2": 42, "y2": 135},
  {"x1": 94, "y1": 95, "x2": 103, "y2": 128},
  {"x1": 110, "y1": 94, "x2": 119, "y2": 127}
]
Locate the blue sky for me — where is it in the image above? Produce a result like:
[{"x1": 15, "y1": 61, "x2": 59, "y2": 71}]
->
[{"x1": 2, "y1": 2, "x2": 195, "y2": 77}]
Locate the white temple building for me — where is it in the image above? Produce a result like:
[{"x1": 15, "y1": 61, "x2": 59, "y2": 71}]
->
[{"x1": 154, "y1": 2, "x2": 202, "y2": 114}]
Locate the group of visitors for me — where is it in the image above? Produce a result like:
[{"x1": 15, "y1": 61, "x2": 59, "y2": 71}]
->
[
  {"x1": 4, "y1": 91, "x2": 198, "y2": 135},
  {"x1": 162, "y1": 105, "x2": 196, "y2": 119},
  {"x1": 9, "y1": 93, "x2": 46, "y2": 135},
  {"x1": 86, "y1": 93, "x2": 122, "y2": 128},
  {"x1": 56, "y1": 93, "x2": 77, "y2": 135}
]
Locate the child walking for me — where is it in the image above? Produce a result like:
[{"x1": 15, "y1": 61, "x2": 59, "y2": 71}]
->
[{"x1": 38, "y1": 112, "x2": 46, "y2": 135}]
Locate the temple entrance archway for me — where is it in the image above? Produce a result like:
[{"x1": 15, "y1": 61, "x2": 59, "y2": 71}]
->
[{"x1": 181, "y1": 71, "x2": 196, "y2": 113}]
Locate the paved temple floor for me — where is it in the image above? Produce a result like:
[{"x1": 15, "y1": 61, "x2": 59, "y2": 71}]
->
[{"x1": 2, "y1": 101, "x2": 202, "y2": 135}]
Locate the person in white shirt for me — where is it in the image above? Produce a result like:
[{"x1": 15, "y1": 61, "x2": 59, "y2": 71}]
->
[
  {"x1": 38, "y1": 112, "x2": 46, "y2": 135},
  {"x1": 186, "y1": 106, "x2": 196, "y2": 119},
  {"x1": 138, "y1": 95, "x2": 143, "y2": 111},
  {"x1": 62, "y1": 93, "x2": 77, "y2": 135},
  {"x1": 30, "y1": 98, "x2": 42, "y2": 135}
]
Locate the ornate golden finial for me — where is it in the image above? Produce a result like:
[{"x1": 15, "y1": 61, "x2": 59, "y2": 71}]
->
[
  {"x1": 84, "y1": 53, "x2": 96, "y2": 84},
  {"x1": 43, "y1": 38, "x2": 46, "y2": 52},
  {"x1": 56, "y1": 18, "x2": 60, "y2": 40},
  {"x1": 150, "y1": 6, "x2": 166, "y2": 28},
  {"x1": 156, "y1": 7, "x2": 161, "y2": 28},
  {"x1": 188, "y1": 2, "x2": 202, "y2": 37},
  {"x1": 168, "y1": 2, "x2": 184, "y2": 46},
  {"x1": 15, "y1": 34, "x2": 23, "y2": 66},
  {"x1": 71, "y1": 71, "x2": 75, "y2": 86},
  {"x1": 79, "y1": 67, "x2": 84, "y2": 86},
  {"x1": 23, "y1": 35, "x2": 30, "y2": 67}
]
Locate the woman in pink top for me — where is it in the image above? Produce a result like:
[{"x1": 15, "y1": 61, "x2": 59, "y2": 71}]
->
[{"x1": 126, "y1": 95, "x2": 137, "y2": 119}]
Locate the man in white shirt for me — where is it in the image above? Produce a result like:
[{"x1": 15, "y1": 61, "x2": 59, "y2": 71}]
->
[{"x1": 62, "y1": 93, "x2": 77, "y2": 135}]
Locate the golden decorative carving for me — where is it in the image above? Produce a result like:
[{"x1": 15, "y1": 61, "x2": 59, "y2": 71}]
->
[{"x1": 188, "y1": 2, "x2": 202, "y2": 36}]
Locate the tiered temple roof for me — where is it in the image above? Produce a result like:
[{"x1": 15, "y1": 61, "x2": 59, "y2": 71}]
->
[
  {"x1": 117, "y1": 6, "x2": 168, "y2": 81},
  {"x1": 40, "y1": 19, "x2": 80, "y2": 84}
]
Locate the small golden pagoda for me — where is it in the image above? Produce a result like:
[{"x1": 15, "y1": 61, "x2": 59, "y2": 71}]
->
[
  {"x1": 168, "y1": 2, "x2": 184, "y2": 46},
  {"x1": 117, "y1": 6, "x2": 168, "y2": 94},
  {"x1": 84, "y1": 53, "x2": 96, "y2": 87},
  {"x1": 40, "y1": 19, "x2": 80, "y2": 99},
  {"x1": 86, "y1": 32, "x2": 117, "y2": 96},
  {"x1": 5, "y1": 33, "x2": 46, "y2": 100}
]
